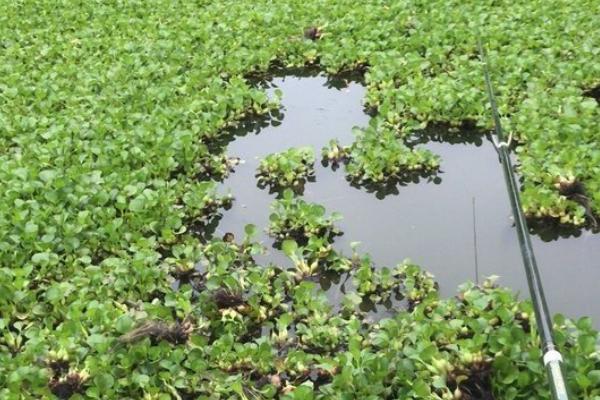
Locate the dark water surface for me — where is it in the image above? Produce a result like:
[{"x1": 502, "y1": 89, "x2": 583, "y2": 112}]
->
[{"x1": 215, "y1": 75, "x2": 600, "y2": 325}]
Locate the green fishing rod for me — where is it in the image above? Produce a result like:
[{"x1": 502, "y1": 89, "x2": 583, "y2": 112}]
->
[{"x1": 477, "y1": 37, "x2": 569, "y2": 400}]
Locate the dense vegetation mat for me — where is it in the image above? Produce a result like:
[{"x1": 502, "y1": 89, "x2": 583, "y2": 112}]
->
[{"x1": 1, "y1": 0, "x2": 599, "y2": 398}]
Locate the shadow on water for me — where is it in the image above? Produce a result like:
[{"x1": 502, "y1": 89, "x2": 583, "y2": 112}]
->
[
  {"x1": 406, "y1": 121, "x2": 485, "y2": 147},
  {"x1": 527, "y1": 218, "x2": 600, "y2": 242},
  {"x1": 245, "y1": 63, "x2": 368, "y2": 90},
  {"x1": 206, "y1": 109, "x2": 285, "y2": 155},
  {"x1": 349, "y1": 169, "x2": 443, "y2": 200},
  {"x1": 206, "y1": 74, "x2": 600, "y2": 325}
]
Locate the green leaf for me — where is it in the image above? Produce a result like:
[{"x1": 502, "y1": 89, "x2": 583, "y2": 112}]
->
[
  {"x1": 244, "y1": 223, "x2": 257, "y2": 238},
  {"x1": 94, "y1": 373, "x2": 114, "y2": 391},
  {"x1": 589, "y1": 370, "x2": 600, "y2": 386},
  {"x1": 31, "y1": 252, "x2": 49, "y2": 265},
  {"x1": 39, "y1": 169, "x2": 56, "y2": 183},
  {"x1": 282, "y1": 239, "x2": 298, "y2": 257},
  {"x1": 413, "y1": 379, "x2": 430, "y2": 397},
  {"x1": 129, "y1": 196, "x2": 146, "y2": 212},
  {"x1": 115, "y1": 315, "x2": 134, "y2": 333}
]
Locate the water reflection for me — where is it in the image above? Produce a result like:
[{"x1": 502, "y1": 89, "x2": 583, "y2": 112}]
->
[
  {"x1": 528, "y1": 217, "x2": 600, "y2": 242},
  {"x1": 245, "y1": 64, "x2": 366, "y2": 90},
  {"x1": 347, "y1": 169, "x2": 442, "y2": 200},
  {"x1": 212, "y1": 74, "x2": 600, "y2": 326}
]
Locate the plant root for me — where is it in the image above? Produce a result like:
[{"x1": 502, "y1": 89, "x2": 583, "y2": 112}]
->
[
  {"x1": 304, "y1": 26, "x2": 322, "y2": 40},
  {"x1": 48, "y1": 371, "x2": 89, "y2": 399},
  {"x1": 118, "y1": 320, "x2": 194, "y2": 345},
  {"x1": 212, "y1": 288, "x2": 246, "y2": 309}
]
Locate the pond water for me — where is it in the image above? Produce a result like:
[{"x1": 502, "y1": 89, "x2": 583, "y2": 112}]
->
[{"x1": 214, "y1": 74, "x2": 600, "y2": 326}]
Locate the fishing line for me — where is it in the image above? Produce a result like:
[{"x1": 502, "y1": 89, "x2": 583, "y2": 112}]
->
[
  {"x1": 477, "y1": 35, "x2": 570, "y2": 400},
  {"x1": 472, "y1": 196, "x2": 479, "y2": 284}
]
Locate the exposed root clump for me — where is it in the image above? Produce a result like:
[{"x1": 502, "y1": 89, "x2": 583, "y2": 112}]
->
[
  {"x1": 48, "y1": 370, "x2": 89, "y2": 399},
  {"x1": 48, "y1": 359, "x2": 70, "y2": 377},
  {"x1": 171, "y1": 261, "x2": 202, "y2": 281},
  {"x1": 119, "y1": 320, "x2": 194, "y2": 345},
  {"x1": 213, "y1": 288, "x2": 246, "y2": 309},
  {"x1": 555, "y1": 177, "x2": 598, "y2": 228},
  {"x1": 556, "y1": 178, "x2": 586, "y2": 198},
  {"x1": 515, "y1": 310, "x2": 531, "y2": 333},
  {"x1": 448, "y1": 357, "x2": 494, "y2": 400},
  {"x1": 304, "y1": 26, "x2": 322, "y2": 41},
  {"x1": 584, "y1": 85, "x2": 600, "y2": 104},
  {"x1": 45, "y1": 350, "x2": 71, "y2": 378}
]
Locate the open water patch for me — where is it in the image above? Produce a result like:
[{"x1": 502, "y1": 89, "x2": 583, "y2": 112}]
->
[{"x1": 212, "y1": 74, "x2": 600, "y2": 325}]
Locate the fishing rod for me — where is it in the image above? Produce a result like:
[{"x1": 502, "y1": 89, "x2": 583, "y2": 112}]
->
[{"x1": 477, "y1": 37, "x2": 569, "y2": 400}]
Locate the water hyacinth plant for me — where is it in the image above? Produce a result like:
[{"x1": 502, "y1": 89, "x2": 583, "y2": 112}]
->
[
  {"x1": 1, "y1": 0, "x2": 599, "y2": 398},
  {"x1": 281, "y1": 237, "x2": 353, "y2": 281},
  {"x1": 257, "y1": 147, "x2": 316, "y2": 193},
  {"x1": 352, "y1": 256, "x2": 438, "y2": 308},
  {"x1": 269, "y1": 189, "x2": 342, "y2": 244},
  {"x1": 343, "y1": 126, "x2": 440, "y2": 186},
  {"x1": 321, "y1": 139, "x2": 350, "y2": 166}
]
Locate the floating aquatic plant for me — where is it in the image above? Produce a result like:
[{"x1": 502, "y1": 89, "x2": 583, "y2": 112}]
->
[
  {"x1": 269, "y1": 189, "x2": 342, "y2": 244},
  {"x1": 341, "y1": 126, "x2": 440, "y2": 186},
  {"x1": 1, "y1": 0, "x2": 599, "y2": 398},
  {"x1": 257, "y1": 147, "x2": 316, "y2": 193},
  {"x1": 321, "y1": 139, "x2": 350, "y2": 166}
]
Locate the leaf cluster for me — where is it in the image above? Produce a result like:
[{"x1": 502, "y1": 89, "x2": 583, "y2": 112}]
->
[{"x1": 257, "y1": 147, "x2": 316, "y2": 194}]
